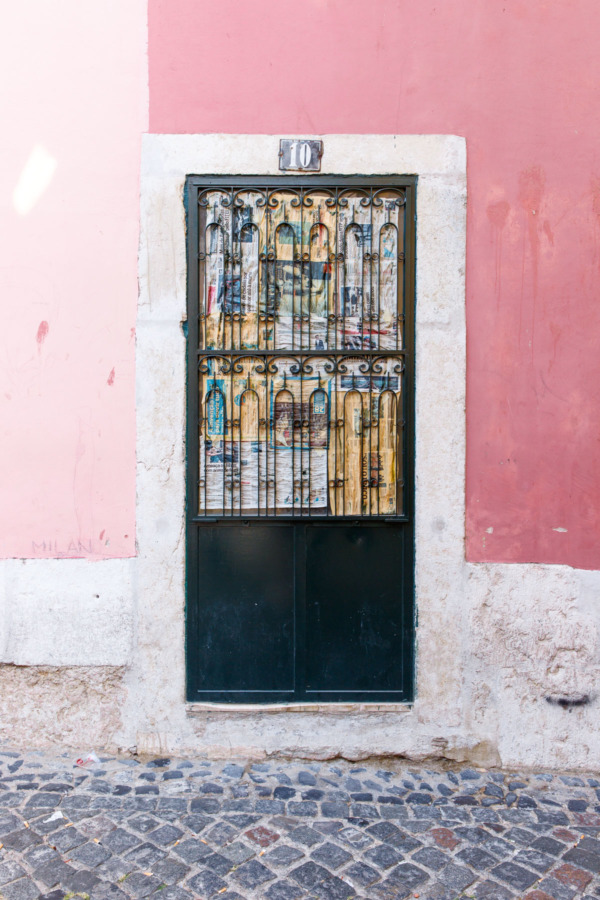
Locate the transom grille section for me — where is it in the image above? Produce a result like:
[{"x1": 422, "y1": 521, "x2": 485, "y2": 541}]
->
[{"x1": 186, "y1": 177, "x2": 415, "y2": 520}]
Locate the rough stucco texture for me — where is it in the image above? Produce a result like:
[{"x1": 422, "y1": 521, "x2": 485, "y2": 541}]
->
[
  {"x1": 0, "y1": 0, "x2": 146, "y2": 558},
  {"x1": 0, "y1": 665, "x2": 126, "y2": 749},
  {"x1": 148, "y1": 0, "x2": 600, "y2": 570}
]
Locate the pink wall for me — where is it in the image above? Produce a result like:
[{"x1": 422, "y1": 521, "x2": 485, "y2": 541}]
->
[
  {"x1": 150, "y1": 0, "x2": 600, "y2": 570},
  {"x1": 0, "y1": 0, "x2": 146, "y2": 558}
]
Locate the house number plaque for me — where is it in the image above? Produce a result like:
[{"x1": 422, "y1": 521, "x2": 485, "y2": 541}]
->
[{"x1": 279, "y1": 139, "x2": 323, "y2": 172}]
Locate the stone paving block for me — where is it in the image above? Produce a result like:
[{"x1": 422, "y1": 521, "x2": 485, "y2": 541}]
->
[
  {"x1": 535, "y1": 875, "x2": 578, "y2": 900},
  {"x1": 563, "y1": 846, "x2": 600, "y2": 874},
  {"x1": 386, "y1": 861, "x2": 429, "y2": 890},
  {"x1": 0, "y1": 861, "x2": 26, "y2": 888},
  {"x1": 317, "y1": 874, "x2": 357, "y2": 899},
  {"x1": 456, "y1": 844, "x2": 498, "y2": 870},
  {"x1": 33, "y1": 859, "x2": 77, "y2": 888},
  {"x1": 553, "y1": 860, "x2": 594, "y2": 890},
  {"x1": 125, "y1": 840, "x2": 167, "y2": 868},
  {"x1": 438, "y1": 861, "x2": 477, "y2": 892},
  {"x1": 62, "y1": 868, "x2": 101, "y2": 893},
  {"x1": 95, "y1": 856, "x2": 135, "y2": 882},
  {"x1": 69, "y1": 840, "x2": 112, "y2": 867},
  {"x1": 378, "y1": 794, "x2": 404, "y2": 806},
  {"x1": 423, "y1": 883, "x2": 464, "y2": 900},
  {"x1": 514, "y1": 847, "x2": 556, "y2": 873},
  {"x1": 288, "y1": 800, "x2": 318, "y2": 816},
  {"x1": 190, "y1": 797, "x2": 220, "y2": 814},
  {"x1": 366, "y1": 820, "x2": 399, "y2": 841},
  {"x1": 147, "y1": 888, "x2": 194, "y2": 900},
  {"x1": 405, "y1": 817, "x2": 440, "y2": 833},
  {"x1": 429, "y1": 826, "x2": 460, "y2": 850},
  {"x1": 369, "y1": 877, "x2": 413, "y2": 899},
  {"x1": 321, "y1": 801, "x2": 349, "y2": 818},
  {"x1": 119, "y1": 872, "x2": 162, "y2": 898},
  {"x1": 481, "y1": 834, "x2": 514, "y2": 856},
  {"x1": 303, "y1": 789, "x2": 325, "y2": 801},
  {"x1": 24, "y1": 792, "x2": 60, "y2": 808},
  {"x1": 50, "y1": 825, "x2": 87, "y2": 852},
  {"x1": 101, "y1": 827, "x2": 141, "y2": 854},
  {"x1": 274, "y1": 786, "x2": 296, "y2": 800},
  {"x1": 224, "y1": 812, "x2": 260, "y2": 828},
  {"x1": 363, "y1": 842, "x2": 404, "y2": 869},
  {"x1": 311, "y1": 840, "x2": 353, "y2": 870},
  {"x1": 343, "y1": 859, "x2": 380, "y2": 887},
  {"x1": 471, "y1": 881, "x2": 515, "y2": 899},
  {"x1": 264, "y1": 843, "x2": 305, "y2": 867},
  {"x1": 504, "y1": 825, "x2": 536, "y2": 845},
  {"x1": 79, "y1": 814, "x2": 118, "y2": 838},
  {"x1": 179, "y1": 812, "x2": 212, "y2": 832},
  {"x1": 0, "y1": 813, "x2": 21, "y2": 836},
  {"x1": 245, "y1": 824, "x2": 280, "y2": 846},
  {"x1": 379, "y1": 805, "x2": 410, "y2": 819},
  {"x1": 230, "y1": 858, "x2": 276, "y2": 888},
  {"x1": 0, "y1": 878, "x2": 41, "y2": 900},
  {"x1": 172, "y1": 837, "x2": 212, "y2": 863},
  {"x1": 197, "y1": 850, "x2": 232, "y2": 876},
  {"x1": 531, "y1": 835, "x2": 566, "y2": 856},
  {"x1": 314, "y1": 819, "x2": 344, "y2": 836},
  {"x1": 456, "y1": 824, "x2": 491, "y2": 843},
  {"x1": 264, "y1": 880, "x2": 305, "y2": 900},
  {"x1": 336, "y1": 825, "x2": 373, "y2": 850},
  {"x1": 553, "y1": 827, "x2": 577, "y2": 842},
  {"x1": 492, "y1": 860, "x2": 539, "y2": 891},
  {"x1": 536, "y1": 810, "x2": 570, "y2": 826},
  {"x1": 23, "y1": 843, "x2": 60, "y2": 868},
  {"x1": 148, "y1": 823, "x2": 184, "y2": 846},
  {"x1": 350, "y1": 802, "x2": 380, "y2": 818},
  {"x1": 256, "y1": 799, "x2": 286, "y2": 814},
  {"x1": 220, "y1": 839, "x2": 255, "y2": 864},
  {"x1": 290, "y1": 824, "x2": 326, "y2": 847},
  {"x1": 290, "y1": 860, "x2": 330, "y2": 888},
  {"x1": 2, "y1": 828, "x2": 42, "y2": 851},
  {"x1": 187, "y1": 868, "x2": 227, "y2": 896},
  {"x1": 150, "y1": 857, "x2": 190, "y2": 884},
  {"x1": 412, "y1": 846, "x2": 449, "y2": 871},
  {"x1": 578, "y1": 836, "x2": 600, "y2": 854}
]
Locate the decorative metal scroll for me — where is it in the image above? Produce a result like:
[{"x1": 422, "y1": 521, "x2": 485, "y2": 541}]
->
[{"x1": 194, "y1": 185, "x2": 407, "y2": 518}]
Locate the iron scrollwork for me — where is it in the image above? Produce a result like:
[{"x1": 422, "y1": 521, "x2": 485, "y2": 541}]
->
[{"x1": 194, "y1": 184, "x2": 408, "y2": 519}]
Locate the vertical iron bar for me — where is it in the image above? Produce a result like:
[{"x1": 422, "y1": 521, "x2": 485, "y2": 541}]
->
[{"x1": 294, "y1": 525, "x2": 307, "y2": 698}]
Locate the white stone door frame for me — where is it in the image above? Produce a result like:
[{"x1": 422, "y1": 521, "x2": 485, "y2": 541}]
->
[{"x1": 135, "y1": 134, "x2": 468, "y2": 756}]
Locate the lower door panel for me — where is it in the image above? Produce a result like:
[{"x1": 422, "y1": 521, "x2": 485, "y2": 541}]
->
[{"x1": 186, "y1": 524, "x2": 413, "y2": 703}]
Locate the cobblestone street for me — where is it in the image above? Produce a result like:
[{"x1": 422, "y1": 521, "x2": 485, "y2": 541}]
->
[{"x1": 0, "y1": 749, "x2": 599, "y2": 900}]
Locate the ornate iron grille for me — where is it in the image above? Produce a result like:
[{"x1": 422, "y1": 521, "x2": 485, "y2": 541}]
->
[{"x1": 186, "y1": 176, "x2": 415, "y2": 520}]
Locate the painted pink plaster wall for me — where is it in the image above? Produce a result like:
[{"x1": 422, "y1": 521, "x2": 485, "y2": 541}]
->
[
  {"x1": 149, "y1": 0, "x2": 600, "y2": 570},
  {"x1": 0, "y1": 0, "x2": 146, "y2": 558}
]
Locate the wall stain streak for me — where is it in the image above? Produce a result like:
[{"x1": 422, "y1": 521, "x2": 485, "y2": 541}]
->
[
  {"x1": 518, "y1": 166, "x2": 545, "y2": 358},
  {"x1": 36, "y1": 320, "x2": 49, "y2": 348},
  {"x1": 487, "y1": 200, "x2": 510, "y2": 303}
]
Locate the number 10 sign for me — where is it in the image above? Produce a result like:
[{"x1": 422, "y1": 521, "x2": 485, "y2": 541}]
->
[{"x1": 279, "y1": 139, "x2": 323, "y2": 172}]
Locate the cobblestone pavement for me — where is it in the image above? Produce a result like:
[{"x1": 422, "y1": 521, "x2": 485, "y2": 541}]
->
[{"x1": 0, "y1": 751, "x2": 600, "y2": 900}]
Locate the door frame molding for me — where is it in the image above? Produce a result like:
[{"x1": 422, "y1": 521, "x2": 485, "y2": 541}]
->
[{"x1": 136, "y1": 134, "x2": 466, "y2": 745}]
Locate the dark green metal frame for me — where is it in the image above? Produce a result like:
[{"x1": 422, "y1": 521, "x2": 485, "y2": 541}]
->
[{"x1": 184, "y1": 174, "x2": 416, "y2": 703}]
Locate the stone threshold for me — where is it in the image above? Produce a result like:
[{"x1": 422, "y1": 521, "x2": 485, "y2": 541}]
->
[{"x1": 186, "y1": 702, "x2": 413, "y2": 715}]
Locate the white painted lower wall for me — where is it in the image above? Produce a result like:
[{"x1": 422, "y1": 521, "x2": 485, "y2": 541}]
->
[{"x1": 0, "y1": 134, "x2": 599, "y2": 770}]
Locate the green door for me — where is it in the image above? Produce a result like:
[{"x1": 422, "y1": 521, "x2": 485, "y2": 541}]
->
[{"x1": 185, "y1": 176, "x2": 415, "y2": 703}]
